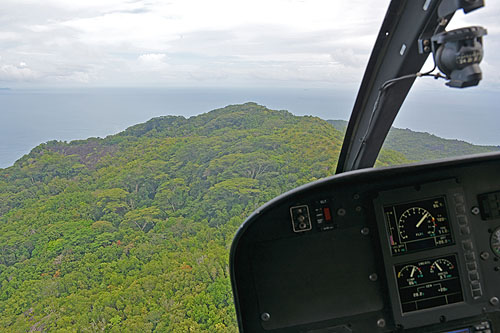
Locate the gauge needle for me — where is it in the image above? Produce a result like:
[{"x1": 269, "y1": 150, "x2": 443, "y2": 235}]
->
[
  {"x1": 416, "y1": 212, "x2": 429, "y2": 228},
  {"x1": 435, "y1": 263, "x2": 443, "y2": 272},
  {"x1": 411, "y1": 266, "x2": 416, "y2": 278}
]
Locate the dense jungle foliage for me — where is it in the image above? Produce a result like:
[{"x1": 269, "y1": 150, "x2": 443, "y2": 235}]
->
[{"x1": 0, "y1": 103, "x2": 496, "y2": 332}]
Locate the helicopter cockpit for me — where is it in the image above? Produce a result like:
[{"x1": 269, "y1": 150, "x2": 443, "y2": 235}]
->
[{"x1": 230, "y1": 1, "x2": 500, "y2": 332}]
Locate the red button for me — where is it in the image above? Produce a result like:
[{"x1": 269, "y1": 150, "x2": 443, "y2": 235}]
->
[{"x1": 323, "y1": 207, "x2": 331, "y2": 221}]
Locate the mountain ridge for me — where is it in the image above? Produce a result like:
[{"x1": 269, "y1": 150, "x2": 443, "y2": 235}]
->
[{"x1": 4, "y1": 103, "x2": 496, "y2": 172}]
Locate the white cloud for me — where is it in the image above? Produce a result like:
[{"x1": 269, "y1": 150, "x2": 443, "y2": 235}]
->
[
  {"x1": 330, "y1": 48, "x2": 367, "y2": 68},
  {"x1": 137, "y1": 53, "x2": 169, "y2": 71},
  {"x1": 3, "y1": 0, "x2": 136, "y2": 12},
  {"x1": 0, "y1": 32, "x2": 19, "y2": 41},
  {"x1": 68, "y1": 71, "x2": 91, "y2": 83},
  {"x1": 0, "y1": 63, "x2": 39, "y2": 81},
  {"x1": 138, "y1": 53, "x2": 166, "y2": 62},
  {"x1": 60, "y1": 12, "x2": 179, "y2": 50},
  {"x1": 26, "y1": 24, "x2": 56, "y2": 33},
  {"x1": 0, "y1": 0, "x2": 498, "y2": 87}
]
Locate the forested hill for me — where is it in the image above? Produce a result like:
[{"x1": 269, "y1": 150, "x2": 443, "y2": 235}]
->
[
  {"x1": 328, "y1": 119, "x2": 500, "y2": 162},
  {"x1": 0, "y1": 103, "x2": 362, "y2": 332},
  {"x1": 0, "y1": 102, "x2": 489, "y2": 332}
]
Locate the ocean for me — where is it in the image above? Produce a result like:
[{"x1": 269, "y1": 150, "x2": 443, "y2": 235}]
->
[{"x1": 0, "y1": 86, "x2": 498, "y2": 169}]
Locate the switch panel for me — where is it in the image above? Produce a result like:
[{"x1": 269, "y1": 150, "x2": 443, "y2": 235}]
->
[
  {"x1": 290, "y1": 205, "x2": 312, "y2": 232},
  {"x1": 478, "y1": 191, "x2": 500, "y2": 220}
]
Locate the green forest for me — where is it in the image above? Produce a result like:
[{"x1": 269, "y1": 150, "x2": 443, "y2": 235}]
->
[
  {"x1": 0, "y1": 103, "x2": 497, "y2": 332},
  {"x1": 328, "y1": 119, "x2": 499, "y2": 162}
]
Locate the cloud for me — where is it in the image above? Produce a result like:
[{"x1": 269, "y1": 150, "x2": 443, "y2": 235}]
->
[
  {"x1": 330, "y1": 48, "x2": 367, "y2": 68},
  {"x1": 136, "y1": 53, "x2": 169, "y2": 71},
  {"x1": 0, "y1": 0, "x2": 498, "y2": 87},
  {"x1": 52, "y1": 71, "x2": 92, "y2": 83},
  {"x1": 0, "y1": 32, "x2": 20, "y2": 41},
  {"x1": 138, "y1": 53, "x2": 167, "y2": 63},
  {"x1": 0, "y1": 62, "x2": 39, "y2": 81},
  {"x1": 0, "y1": 0, "x2": 397, "y2": 87}
]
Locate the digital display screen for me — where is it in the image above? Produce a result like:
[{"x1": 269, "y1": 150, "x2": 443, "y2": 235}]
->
[
  {"x1": 384, "y1": 196, "x2": 453, "y2": 255},
  {"x1": 395, "y1": 255, "x2": 463, "y2": 313},
  {"x1": 442, "y1": 329, "x2": 470, "y2": 333}
]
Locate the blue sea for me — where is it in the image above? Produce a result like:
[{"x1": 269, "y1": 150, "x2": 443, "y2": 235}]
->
[{"x1": 0, "y1": 87, "x2": 498, "y2": 168}]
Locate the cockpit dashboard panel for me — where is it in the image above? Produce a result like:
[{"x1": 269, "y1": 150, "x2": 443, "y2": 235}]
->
[{"x1": 230, "y1": 153, "x2": 500, "y2": 332}]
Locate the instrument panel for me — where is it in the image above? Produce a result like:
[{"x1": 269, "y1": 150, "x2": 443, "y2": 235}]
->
[
  {"x1": 395, "y1": 254, "x2": 463, "y2": 313},
  {"x1": 372, "y1": 177, "x2": 486, "y2": 329},
  {"x1": 384, "y1": 197, "x2": 453, "y2": 255},
  {"x1": 230, "y1": 153, "x2": 500, "y2": 332}
]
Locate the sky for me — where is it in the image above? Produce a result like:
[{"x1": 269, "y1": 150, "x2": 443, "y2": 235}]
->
[{"x1": 1, "y1": 0, "x2": 499, "y2": 90}]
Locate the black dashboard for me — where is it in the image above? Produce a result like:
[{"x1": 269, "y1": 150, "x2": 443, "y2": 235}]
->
[{"x1": 230, "y1": 152, "x2": 500, "y2": 332}]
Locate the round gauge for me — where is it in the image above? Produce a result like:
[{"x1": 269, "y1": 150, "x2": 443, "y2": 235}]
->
[
  {"x1": 397, "y1": 264, "x2": 424, "y2": 286},
  {"x1": 491, "y1": 227, "x2": 500, "y2": 257},
  {"x1": 398, "y1": 207, "x2": 436, "y2": 241},
  {"x1": 430, "y1": 258, "x2": 454, "y2": 280}
]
